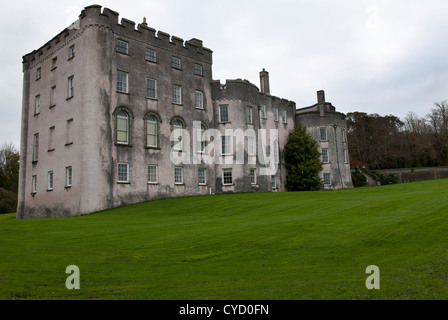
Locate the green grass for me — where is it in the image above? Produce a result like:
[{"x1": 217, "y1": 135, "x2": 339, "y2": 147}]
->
[{"x1": 1, "y1": 179, "x2": 448, "y2": 300}]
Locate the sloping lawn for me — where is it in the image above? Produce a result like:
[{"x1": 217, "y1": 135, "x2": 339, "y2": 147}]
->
[{"x1": 1, "y1": 179, "x2": 447, "y2": 299}]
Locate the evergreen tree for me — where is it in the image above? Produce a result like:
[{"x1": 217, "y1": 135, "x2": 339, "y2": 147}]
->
[{"x1": 284, "y1": 124, "x2": 322, "y2": 191}]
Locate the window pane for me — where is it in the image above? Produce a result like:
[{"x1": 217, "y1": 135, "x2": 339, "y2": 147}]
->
[
  {"x1": 148, "y1": 165, "x2": 158, "y2": 183},
  {"x1": 145, "y1": 48, "x2": 156, "y2": 62},
  {"x1": 146, "y1": 78, "x2": 156, "y2": 99},
  {"x1": 222, "y1": 169, "x2": 232, "y2": 185},
  {"x1": 220, "y1": 105, "x2": 228, "y2": 122},
  {"x1": 175, "y1": 167, "x2": 183, "y2": 184},
  {"x1": 117, "y1": 40, "x2": 128, "y2": 54},
  {"x1": 198, "y1": 168, "x2": 206, "y2": 185},
  {"x1": 118, "y1": 163, "x2": 128, "y2": 182}
]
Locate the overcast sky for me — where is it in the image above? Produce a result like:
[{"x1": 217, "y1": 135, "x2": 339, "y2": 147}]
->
[{"x1": 1, "y1": 0, "x2": 447, "y2": 149}]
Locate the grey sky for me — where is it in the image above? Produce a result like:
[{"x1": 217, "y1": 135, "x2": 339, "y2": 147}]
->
[{"x1": 1, "y1": 0, "x2": 447, "y2": 149}]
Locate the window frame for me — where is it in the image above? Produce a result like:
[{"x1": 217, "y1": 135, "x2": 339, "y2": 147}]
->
[
  {"x1": 222, "y1": 168, "x2": 233, "y2": 185},
  {"x1": 171, "y1": 56, "x2": 182, "y2": 69},
  {"x1": 146, "y1": 77, "x2": 157, "y2": 99},
  {"x1": 323, "y1": 173, "x2": 331, "y2": 185},
  {"x1": 33, "y1": 133, "x2": 39, "y2": 162},
  {"x1": 219, "y1": 105, "x2": 229, "y2": 123},
  {"x1": 117, "y1": 70, "x2": 129, "y2": 94},
  {"x1": 67, "y1": 75, "x2": 74, "y2": 99},
  {"x1": 260, "y1": 105, "x2": 267, "y2": 119},
  {"x1": 320, "y1": 127, "x2": 328, "y2": 141},
  {"x1": 250, "y1": 168, "x2": 257, "y2": 185},
  {"x1": 174, "y1": 166, "x2": 183, "y2": 185},
  {"x1": 66, "y1": 166, "x2": 72, "y2": 187},
  {"x1": 35, "y1": 95, "x2": 40, "y2": 115},
  {"x1": 222, "y1": 135, "x2": 232, "y2": 156},
  {"x1": 145, "y1": 48, "x2": 156, "y2": 62},
  {"x1": 273, "y1": 108, "x2": 279, "y2": 122},
  {"x1": 116, "y1": 39, "x2": 129, "y2": 54},
  {"x1": 147, "y1": 165, "x2": 158, "y2": 184},
  {"x1": 198, "y1": 168, "x2": 206, "y2": 185},
  {"x1": 246, "y1": 106, "x2": 253, "y2": 124},
  {"x1": 116, "y1": 111, "x2": 130, "y2": 145},
  {"x1": 47, "y1": 171, "x2": 54, "y2": 191},
  {"x1": 321, "y1": 148, "x2": 329, "y2": 163},
  {"x1": 281, "y1": 109, "x2": 287, "y2": 124},
  {"x1": 117, "y1": 162, "x2": 129, "y2": 183},
  {"x1": 68, "y1": 45, "x2": 75, "y2": 59},
  {"x1": 194, "y1": 63, "x2": 203, "y2": 76},
  {"x1": 32, "y1": 175, "x2": 37, "y2": 194},
  {"x1": 172, "y1": 84, "x2": 182, "y2": 105},
  {"x1": 195, "y1": 90, "x2": 204, "y2": 109}
]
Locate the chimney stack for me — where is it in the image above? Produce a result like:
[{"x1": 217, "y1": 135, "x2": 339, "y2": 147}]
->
[
  {"x1": 317, "y1": 90, "x2": 325, "y2": 104},
  {"x1": 260, "y1": 69, "x2": 270, "y2": 94}
]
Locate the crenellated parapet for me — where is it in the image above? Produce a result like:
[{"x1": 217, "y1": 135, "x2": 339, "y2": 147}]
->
[
  {"x1": 22, "y1": 4, "x2": 212, "y2": 70},
  {"x1": 211, "y1": 79, "x2": 296, "y2": 109}
]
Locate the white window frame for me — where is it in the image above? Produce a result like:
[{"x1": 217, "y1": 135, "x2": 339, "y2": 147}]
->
[
  {"x1": 260, "y1": 105, "x2": 266, "y2": 119},
  {"x1": 171, "y1": 56, "x2": 181, "y2": 69},
  {"x1": 195, "y1": 90, "x2": 204, "y2": 109},
  {"x1": 68, "y1": 76, "x2": 74, "y2": 98},
  {"x1": 281, "y1": 110, "x2": 287, "y2": 124},
  {"x1": 172, "y1": 84, "x2": 182, "y2": 104},
  {"x1": 32, "y1": 175, "x2": 37, "y2": 193},
  {"x1": 174, "y1": 166, "x2": 183, "y2": 185},
  {"x1": 344, "y1": 149, "x2": 348, "y2": 164},
  {"x1": 273, "y1": 108, "x2": 279, "y2": 122},
  {"x1": 116, "y1": 111, "x2": 129, "y2": 145},
  {"x1": 117, "y1": 70, "x2": 129, "y2": 94},
  {"x1": 48, "y1": 171, "x2": 53, "y2": 191},
  {"x1": 66, "y1": 166, "x2": 72, "y2": 187},
  {"x1": 145, "y1": 48, "x2": 156, "y2": 62},
  {"x1": 246, "y1": 106, "x2": 253, "y2": 124},
  {"x1": 173, "y1": 120, "x2": 183, "y2": 151},
  {"x1": 222, "y1": 135, "x2": 232, "y2": 155},
  {"x1": 33, "y1": 133, "x2": 39, "y2": 162},
  {"x1": 248, "y1": 136, "x2": 255, "y2": 156},
  {"x1": 219, "y1": 105, "x2": 229, "y2": 123},
  {"x1": 194, "y1": 64, "x2": 203, "y2": 76},
  {"x1": 320, "y1": 127, "x2": 328, "y2": 141},
  {"x1": 342, "y1": 128, "x2": 346, "y2": 143},
  {"x1": 146, "y1": 78, "x2": 157, "y2": 99},
  {"x1": 116, "y1": 39, "x2": 128, "y2": 54},
  {"x1": 68, "y1": 45, "x2": 75, "y2": 59},
  {"x1": 146, "y1": 116, "x2": 158, "y2": 148},
  {"x1": 117, "y1": 163, "x2": 129, "y2": 183},
  {"x1": 147, "y1": 165, "x2": 158, "y2": 184},
  {"x1": 321, "y1": 148, "x2": 329, "y2": 163},
  {"x1": 198, "y1": 168, "x2": 206, "y2": 185},
  {"x1": 222, "y1": 168, "x2": 233, "y2": 185},
  {"x1": 323, "y1": 173, "x2": 331, "y2": 185},
  {"x1": 35, "y1": 95, "x2": 40, "y2": 115},
  {"x1": 250, "y1": 168, "x2": 257, "y2": 185}
]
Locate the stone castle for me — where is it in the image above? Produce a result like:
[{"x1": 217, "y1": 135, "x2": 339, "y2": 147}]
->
[{"x1": 18, "y1": 4, "x2": 353, "y2": 218}]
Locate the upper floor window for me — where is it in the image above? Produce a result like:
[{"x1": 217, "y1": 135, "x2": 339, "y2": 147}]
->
[
  {"x1": 35, "y1": 95, "x2": 40, "y2": 115},
  {"x1": 33, "y1": 133, "x2": 39, "y2": 162},
  {"x1": 321, "y1": 148, "x2": 329, "y2": 163},
  {"x1": 344, "y1": 149, "x2": 348, "y2": 164},
  {"x1": 117, "y1": 70, "x2": 129, "y2": 93},
  {"x1": 246, "y1": 106, "x2": 253, "y2": 124},
  {"x1": 67, "y1": 76, "x2": 74, "y2": 99},
  {"x1": 273, "y1": 108, "x2": 279, "y2": 122},
  {"x1": 172, "y1": 84, "x2": 182, "y2": 104},
  {"x1": 341, "y1": 128, "x2": 347, "y2": 143},
  {"x1": 194, "y1": 64, "x2": 203, "y2": 76},
  {"x1": 171, "y1": 56, "x2": 181, "y2": 69},
  {"x1": 116, "y1": 39, "x2": 128, "y2": 54},
  {"x1": 222, "y1": 136, "x2": 232, "y2": 155},
  {"x1": 195, "y1": 90, "x2": 204, "y2": 109},
  {"x1": 32, "y1": 175, "x2": 37, "y2": 194},
  {"x1": 281, "y1": 110, "x2": 287, "y2": 124},
  {"x1": 115, "y1": 110, "x2": 132, "y2": 145},
  {"x1": 260, "y1": 105, "x2": 266, "y2": 119},
  {"x1": 47, "y1": 171, "x2": 54, "y2": 191},
  {"x1": 320, "y1": 127, "x2": 327, "y2": 141},
  {"x1": 145, "y1": 48, "x2": 156, "y2": 62},
  {"x1": 51, "y1": 57, "x2": 57, "y2": 70},
  {"x1": 68, "y1": 45, "x2": 75, "y2": 59},
  {"x1": 146, "y1": 115, "x2": 158, "y2": 148},
  {"x1": 36, "y1": 67, "x2": 41, "y2": 80},
  {"x1": 66, "y1": 166, "x2": 72, "y2": 187},
  {"x1": 171, "y1": 117, "x2": 186, "y2": 152},
  {"x1": 146, "y1": 78, "x2": 157, "y2": 99},
  {"x1": 219, "y1": 105, "x2": 229, "y2": 123}
]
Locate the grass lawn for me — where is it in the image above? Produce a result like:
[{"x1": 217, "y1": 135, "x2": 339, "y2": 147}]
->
[{"x1": 0, "y1": 179, "x2": 447, "y2": 300}]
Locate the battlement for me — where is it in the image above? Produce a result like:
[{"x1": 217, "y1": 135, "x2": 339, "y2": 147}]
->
[
  {"x1": 211, "y1": 78, "x2": 296, "y2": 109},
  {"x1": 23, "y1": 4, "x2": 212, "y2": 69}
]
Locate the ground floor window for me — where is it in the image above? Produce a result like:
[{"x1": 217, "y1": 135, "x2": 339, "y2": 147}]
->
[
  {"x1": 198, "y1": 168, "x2": 206, "y2": 185},
  {"x1": 222, "y1": 168, "x2": 233, "y2": 185},
  {"x1": 175, "y1": 166, "x2": 183, "y2": 184},
  {"x1": 118, "y1": 163, "x2": 129, "y2": 183},
  {"x1": 323, "y1": 173, "x2": 331, "y2": 185}
]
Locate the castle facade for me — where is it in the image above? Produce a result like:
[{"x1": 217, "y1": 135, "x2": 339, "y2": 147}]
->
[{"x1": 18, "y1": 5, "x2": 352, "y2": 218}]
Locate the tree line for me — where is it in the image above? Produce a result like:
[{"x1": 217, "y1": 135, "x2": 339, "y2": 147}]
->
[
  {"x1": 0, "y1": 142, "x2": 19, "y2": 214},
  {"x1": 347, "y1": 101, "x2": 448, "y2": 169}
]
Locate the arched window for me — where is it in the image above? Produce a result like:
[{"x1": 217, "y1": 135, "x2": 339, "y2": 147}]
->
[
  {"x1": 173, "y1": 120, "x2": 183, "y2": 151},
  {"x1": 113, "y1": 106, "x2": 134, "y2": 146},
  {"x1": 117, "y1": 111, "x2": 129, "y2": 144}
]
